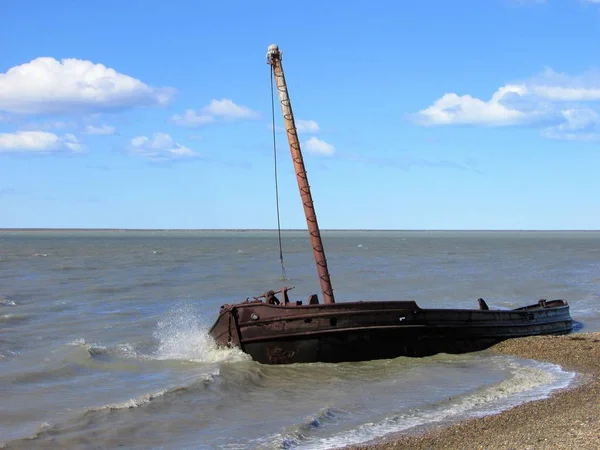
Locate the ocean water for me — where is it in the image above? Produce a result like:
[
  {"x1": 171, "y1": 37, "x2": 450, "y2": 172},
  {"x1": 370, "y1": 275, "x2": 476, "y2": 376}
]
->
[{"x1": 0, "y1": 230, "x2": 598, "y2": 449}]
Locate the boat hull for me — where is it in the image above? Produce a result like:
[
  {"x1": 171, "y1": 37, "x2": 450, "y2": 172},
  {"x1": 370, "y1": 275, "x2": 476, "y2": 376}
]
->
[{"x1": 208, "y1": 300, "x2": 572, "y2": 364}]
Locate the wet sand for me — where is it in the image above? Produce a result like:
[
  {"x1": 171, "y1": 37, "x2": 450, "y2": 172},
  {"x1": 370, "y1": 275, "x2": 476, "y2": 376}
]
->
[{"x1": 351, "y1": 333, "x2": 600, "y2": 450}]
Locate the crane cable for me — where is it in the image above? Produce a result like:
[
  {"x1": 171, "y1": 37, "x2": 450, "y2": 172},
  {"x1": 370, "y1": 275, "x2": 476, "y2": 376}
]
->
[{"x1": 270, "y1": 67, "x2": 287, "y2": 280}]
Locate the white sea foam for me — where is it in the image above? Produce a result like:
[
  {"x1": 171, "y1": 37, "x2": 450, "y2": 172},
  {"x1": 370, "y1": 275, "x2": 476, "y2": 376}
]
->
[
  {"x1": 152, "y1": 304, "x2": 249, "y2": 363},
  {"x1": 0, "y1": 350, "x2": 20, "y2": 360},
  {"x1": 279, "y1": 359, "x2": 575, "y2": 450},
  {"x1": 0, "y1": 296, "x2": 16, "y2": 306},
  {"x1": 89, "y1": 389, "x2": 170, "y2": 411},
  {"x1": 68, "y1": 338, "x2": 108, "y2": 355},
  {"x1": 67, "y1": 305, "x2": 248, "y2": 364}
]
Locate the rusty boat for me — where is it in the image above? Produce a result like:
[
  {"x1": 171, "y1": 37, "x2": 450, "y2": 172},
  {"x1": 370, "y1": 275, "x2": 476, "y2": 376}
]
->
[{"x1": 208, "y1": 45, "x2": 573, "y2": 365}]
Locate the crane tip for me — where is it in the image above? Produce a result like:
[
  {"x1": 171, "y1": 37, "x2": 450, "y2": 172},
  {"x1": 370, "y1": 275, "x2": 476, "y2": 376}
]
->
[{"x1": 266, "y1": 45, "x2": 282, "y2": 64}]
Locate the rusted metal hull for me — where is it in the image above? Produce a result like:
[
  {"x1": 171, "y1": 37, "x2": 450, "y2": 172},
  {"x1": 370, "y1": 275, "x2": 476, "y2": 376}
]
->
[{"x1": 208, "y1": 300, "x2": 572, "y2": 364}]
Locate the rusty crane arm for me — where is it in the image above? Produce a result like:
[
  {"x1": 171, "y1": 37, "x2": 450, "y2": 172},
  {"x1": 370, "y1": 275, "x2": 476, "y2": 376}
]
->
[{"x1": 266, "y1": 44, "x2": 335, "y2": 305}]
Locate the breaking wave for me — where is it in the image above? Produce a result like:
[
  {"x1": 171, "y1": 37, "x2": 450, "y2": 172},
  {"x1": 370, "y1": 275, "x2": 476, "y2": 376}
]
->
[
  {"x1": 280, "y1": 406, "x2": 346, "y2": 449},
  {"x1": 6, "y1": 370, "x2": 220, "y2": 447},
  {"x1": 152, "y1": 303, "x2": 249, "y2": 363},
  {"x1": 86, "y1": 385, "x2": 192, "y2": 413},
  {"x1": 272, "y1": 358, "x2": 575, "y2": 450},
  {"x1": 67, "y1": 304, "x2": 248, "y2": 365},
  {"x1": 3, "y1": 304, "x2": 248, "y2": 448}
]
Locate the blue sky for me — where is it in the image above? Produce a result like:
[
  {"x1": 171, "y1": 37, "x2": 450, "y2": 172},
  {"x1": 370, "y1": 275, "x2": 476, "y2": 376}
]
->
[{"x1": 1, "y1": 0, "x2": 600, "y2": 229}]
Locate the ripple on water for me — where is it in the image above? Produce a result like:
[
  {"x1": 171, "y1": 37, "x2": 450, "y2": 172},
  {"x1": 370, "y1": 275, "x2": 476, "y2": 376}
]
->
[{"x1": 0, "y1": 313, "x2": 30, "y2": 324}]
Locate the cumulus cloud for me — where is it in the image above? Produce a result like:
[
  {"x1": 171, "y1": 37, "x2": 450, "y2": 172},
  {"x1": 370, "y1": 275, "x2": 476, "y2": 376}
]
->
[
  {"x1": 415, "y1": 68, "x2": 600, "y2": 140},
  {"x1": 303, "y1": 137, "x2": 335, "y2": 156},
  {"x1": 417, "y1": 85, "x2": 528, "y2": 126},
  {"x1": 171, "y1": 98, "x2": 258, "y2": 127},
  {"x1": 0, "y1": 57, "x2": 174, "y2": 115},
  {"x1": 296, "y1": 119, "x2": 320, "y2": 133},
  {"x1": 128, "y1": 132, "x2": 197, "y2": 161},
  {"x1": 84, "y1": 124, "x2": 116, "y2": 135},
  {"x1": 0, "y1": 130, "x2": 83, "y2": 153},
  {"x1": 204, "y1": 99, "x2": 258, "y2": 120}
]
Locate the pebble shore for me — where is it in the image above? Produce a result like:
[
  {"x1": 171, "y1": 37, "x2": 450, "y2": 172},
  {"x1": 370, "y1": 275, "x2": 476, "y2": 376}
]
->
[{"x1": 350, "y1": 332, "x2": 600, "y2": 450}]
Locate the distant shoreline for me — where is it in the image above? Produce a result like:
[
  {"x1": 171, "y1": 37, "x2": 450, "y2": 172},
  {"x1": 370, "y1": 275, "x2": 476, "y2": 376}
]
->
[{"x1": 1, "y1": 228, "x2": 600, "y2": 232}]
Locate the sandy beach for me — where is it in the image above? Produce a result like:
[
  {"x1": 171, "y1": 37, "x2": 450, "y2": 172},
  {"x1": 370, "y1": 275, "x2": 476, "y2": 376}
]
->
[{"x1": 351, "y1": 332, "x2": 600, "y2": 450}]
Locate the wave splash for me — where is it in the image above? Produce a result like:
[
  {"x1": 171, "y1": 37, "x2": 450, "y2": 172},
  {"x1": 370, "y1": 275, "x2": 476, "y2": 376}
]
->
[
  {"x1": 152, "y1": 303, "x2": 249, "y2": 363},
  {"x1": 67, "y1": 304, "x2": 249, "y2": 364}
]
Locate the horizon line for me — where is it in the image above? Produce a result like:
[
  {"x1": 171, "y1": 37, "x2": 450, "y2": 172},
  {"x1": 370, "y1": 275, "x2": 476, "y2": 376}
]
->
[{"x1": 1, "y1": 228, "x2": 600, "y2": 232}]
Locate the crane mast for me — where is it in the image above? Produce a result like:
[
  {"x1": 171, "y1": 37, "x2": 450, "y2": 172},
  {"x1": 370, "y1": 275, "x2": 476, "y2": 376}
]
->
[{"x1": 266, "y1": 44, "x2": 335, "y2": 305}]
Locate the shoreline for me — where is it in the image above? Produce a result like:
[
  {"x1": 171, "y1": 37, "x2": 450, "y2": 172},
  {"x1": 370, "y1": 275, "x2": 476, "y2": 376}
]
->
[{"x1": 350, "y1": 333, "x2": 600, "y2": 450}]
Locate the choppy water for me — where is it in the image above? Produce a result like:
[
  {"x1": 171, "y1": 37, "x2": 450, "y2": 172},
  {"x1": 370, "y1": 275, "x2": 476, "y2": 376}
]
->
[{"x1": 0, "y1": 230, "x2": 598, "y2": 449}]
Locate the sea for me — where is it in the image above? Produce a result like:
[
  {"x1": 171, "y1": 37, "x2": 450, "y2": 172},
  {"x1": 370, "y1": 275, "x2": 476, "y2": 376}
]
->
[{"x1": 1, "y1": 230, "x2": 599, "y2": 449}]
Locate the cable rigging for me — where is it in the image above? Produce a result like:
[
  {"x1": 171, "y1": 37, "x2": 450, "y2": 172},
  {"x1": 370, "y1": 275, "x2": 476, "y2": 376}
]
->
[{"x1": 270, "y1": 67, "x2": 287, "y2": 280}]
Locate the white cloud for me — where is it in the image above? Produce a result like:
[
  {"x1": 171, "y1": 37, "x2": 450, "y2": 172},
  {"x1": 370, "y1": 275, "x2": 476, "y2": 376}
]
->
[
  {"x1": 171, "y1": 99, "x2": 258, "y2": 127},
  {"x1": 541, "y1": 108, "x2": 600, "y2": 141},
  {"x1": 172, "y1": 109, "x2": 215, "y2": 127},
  {"x1": 62, "y1": 133, "x2": 83, "y2": 152},
  {"x1": 415, "y1": 68, "x2": 600, "y2": 140},
  {"x1": 556, "y1": 108, "x2": 599, "y2": 130},
  {"x1": 0, "y1": 57, "x2": 174, "y2": 115},
  {"x1": 296, "y1": 119, "x2": 320, "y2": 133},
  {"x1": 303, "y1": 137, "x2": 335, "y2": 156},
  {"x1": 84, "y1": 124, "x2": 116, "y2": 135},
  {"x1": 0, "y1": 130, "x2": 83, "y2": 153},
  {"x1": 417, "y1": 85, "x2": 528, "y2": 126},
  {"x1": 531, "y1": 86, "x2": 600, "y2": 101},
  {"x1": 204, "y1": 99, "x2": 258, "y2": 120},
  {"x1": 528, "y1": 69, "x2": 600, "y2": 104},
  {"x1": 128, "y1": 132, "x2": 197, "y2": 161}
]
